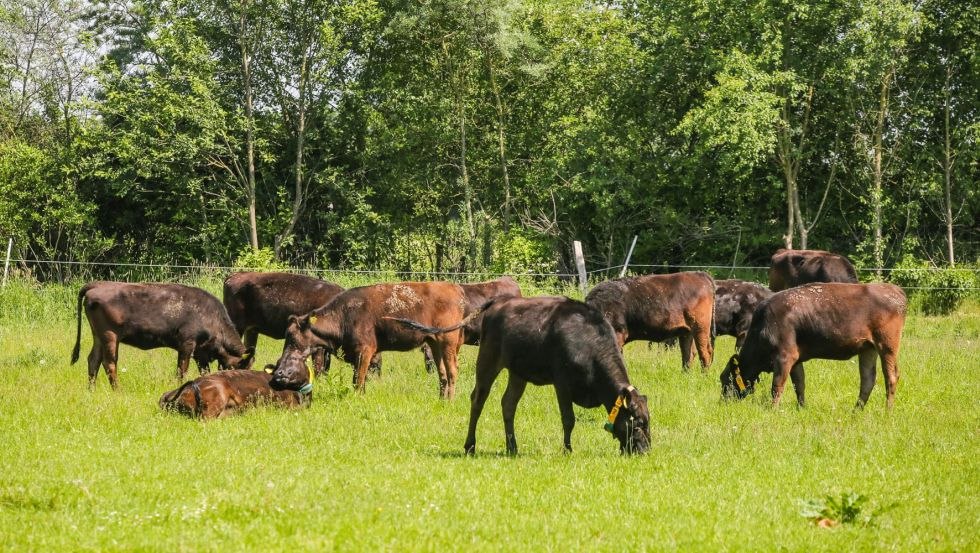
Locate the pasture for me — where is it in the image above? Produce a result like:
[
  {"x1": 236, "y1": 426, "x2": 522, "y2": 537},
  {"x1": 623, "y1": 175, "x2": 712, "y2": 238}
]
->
[{"x1": 0, "y1": 279, "x2": 977, "y2": 551}]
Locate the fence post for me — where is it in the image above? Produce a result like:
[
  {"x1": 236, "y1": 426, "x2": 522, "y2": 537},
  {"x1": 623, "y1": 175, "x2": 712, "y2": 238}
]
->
[
  {"x1": 2, "y1": 237, "x2": 11, "y2": 287},
  {"x1": 573, "y1": 241, "x2": 588, "y2": 295},
  {"x1": 619, "y1": 235, "x2": 638, "y2": 278}
]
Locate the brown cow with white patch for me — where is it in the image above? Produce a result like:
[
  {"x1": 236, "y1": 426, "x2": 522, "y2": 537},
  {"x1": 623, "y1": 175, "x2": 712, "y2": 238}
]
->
[
  {"x1": 586, "y1": 272, "x2": 715, "y2": 371},
  {"x1": 71, "y1": 282, "x2": 253, "y2": 388},
  {"x1": 270, "y1": 282, "x2": 469, "y2": 398},
  {"x1": 720, "y1": 282, "x2": 907, "y2": 408},
  {"x1": 159, "y1": 369, "x2": 310, "y2": 419},
  {"x1": 768, "y1": 248, "x2": 858, "y2": 291}
]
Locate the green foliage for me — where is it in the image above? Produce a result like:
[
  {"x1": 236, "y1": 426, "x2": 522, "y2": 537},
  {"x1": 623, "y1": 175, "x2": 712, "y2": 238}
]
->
[
  {"x1": 490, "y1": 228, "x2": 556, "y2": 275},
  {"x1": 799, "y1": 492, "x2": 896, "y2": 528},
  {"x1": 232, "y1": 247, "x2": 287, "y2": 272},
  {"x1": 921, "y1": 267, "x2": 977, "y2": 316}
]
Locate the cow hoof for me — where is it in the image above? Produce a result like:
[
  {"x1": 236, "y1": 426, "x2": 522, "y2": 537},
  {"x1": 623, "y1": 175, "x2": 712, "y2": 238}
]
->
[{"x1": 463, "y1": 444, "x2": 476, "y2": 456}]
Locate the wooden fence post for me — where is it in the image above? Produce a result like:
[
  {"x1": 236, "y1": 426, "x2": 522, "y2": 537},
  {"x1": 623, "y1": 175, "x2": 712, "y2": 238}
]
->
[{"x1": 573, "y1": 241, "x2": 588, "y2": 295}]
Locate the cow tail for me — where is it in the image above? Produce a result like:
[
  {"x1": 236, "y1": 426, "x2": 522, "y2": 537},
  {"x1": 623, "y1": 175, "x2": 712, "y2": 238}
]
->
[
  {"x1": 190, "y1": 382, "x2": 203, "y2": 417},
  {"x1": 386, "y1": 297, "x2": 501, "y2": 335},
  {"x1": 70, "y1": 284, "x2": 91, "y2": 365}
]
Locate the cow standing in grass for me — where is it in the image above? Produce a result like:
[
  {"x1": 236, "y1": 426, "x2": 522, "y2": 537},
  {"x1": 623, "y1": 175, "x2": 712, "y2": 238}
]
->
[
  {"x1": 71, "y1": 282, "x2": 253, "y2": 388},
  {"x1": 720, "y1": 282, "x2": 907, "y2": 408},
  {"x1": 768, "y1": 248, "x2": 858, "y2": 292},
  {"x1": 586, "y1": 272, "x2": 715, "y2": 371}
]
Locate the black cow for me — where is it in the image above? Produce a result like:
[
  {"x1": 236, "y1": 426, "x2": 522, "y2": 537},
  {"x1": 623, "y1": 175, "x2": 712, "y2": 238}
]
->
[
  {"x1": 393, "y1": 296, "x2": 651, "y2": 455},
  {"x1": 713, "y1": 279, "x2": 774, "y2": 349},
  {"x1": 720, "y1": 283, "x2": 907, "y2": 408},
  {"x1": 768, "y1": 248, "x2": 858, "y2": 291},
  {"x1": 71, "y1": 282, "x2": 253, "y2": 388}
]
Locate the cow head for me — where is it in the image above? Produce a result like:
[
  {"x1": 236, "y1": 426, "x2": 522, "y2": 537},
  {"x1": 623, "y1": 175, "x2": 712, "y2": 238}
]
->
[
  {"x1": 605, "y1": 386, "x2": 650, "y2": 454},
  {"x1": 194, "y1": 337, "x2": 254, "y2": 371},
  {"x1": 720, "y1": 354, "x2": 757, "y2": 400},
  {"x1": 270, "y1": 313, "x2": 331, "y2": 390}
]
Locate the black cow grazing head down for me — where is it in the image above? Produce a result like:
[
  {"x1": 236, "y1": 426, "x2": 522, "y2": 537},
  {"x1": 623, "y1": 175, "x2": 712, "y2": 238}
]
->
[
  {"x1": 71, "y1": 281, "x2": 253, "y2": 388},
  {"x1": 391, "y1": 296, "x2": 651, "y2": 455},
  {"x1": 719, "y1": 282, "x2": 907, "y2": 409},
  {"x1": 713, "y1": 279, "x2": 774, "y2": 349},
  {"x1": 768, "y1": 248, "x2": 858, "y2": 292}
]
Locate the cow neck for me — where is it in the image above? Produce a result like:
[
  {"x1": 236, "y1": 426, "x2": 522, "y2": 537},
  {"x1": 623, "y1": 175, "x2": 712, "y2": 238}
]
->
[
  {"x1": 309, "y1": 307, "x2": 343, "y2": 347},
  {"x1": 598, "y1": 361, "x2": 632, "y2": 413}
]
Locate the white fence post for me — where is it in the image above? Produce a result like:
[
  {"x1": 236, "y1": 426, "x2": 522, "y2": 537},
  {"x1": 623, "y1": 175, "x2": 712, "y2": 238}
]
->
[
  {"x1": 2, "y1": 237, "x2": 12, "y2": 287},
  {"x1": 573, "y1": 241, "x2": 588, "y2": 295},
  {"x1": 619, "y1": 235, "x2": 638, "y2": 278}
]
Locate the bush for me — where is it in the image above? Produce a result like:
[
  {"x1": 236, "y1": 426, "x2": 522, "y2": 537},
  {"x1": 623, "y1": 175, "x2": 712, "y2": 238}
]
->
[
  {"x1": 490, "y1": 229, "x2": 557, "y2": 275},
  {"x1": 921, "y1": 267, "x2": 977, "y2": 316},
  {"x1": 232, "y1": 247, "x2": 287, "y2": 272}
]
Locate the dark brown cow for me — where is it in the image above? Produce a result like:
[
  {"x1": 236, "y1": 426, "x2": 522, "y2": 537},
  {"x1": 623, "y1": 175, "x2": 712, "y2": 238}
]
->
[
  {"x1": 159, "y1": 369, "x2": 310, "y2": 419},
  {"x1": 586, "y1": 272, "x2": 715, "y2": 371},
  {"x1": 271, "y1": 281, "x2": 468, "y2": 398},
  {"x1": 392, "y1": 296, "x2": 650, "y2": 454},
  {"x1": 71, "y1": 282, "x2": 253, "y2": 388},
  {"x1": 223, "y1": 272, "x2": 345, "y2": 375},
  {"x1": 768, "y1": 248, "x2": 858, "y2": 292},
  {"x1": 422, "y1": 276, "x2": 523, "y2": 371},
  {"x1": 714, "y1": 279, "x2": 774, "y2": 349},
  {"x1": 720, "y1": 282, "x2": 907, "y2": 408}
]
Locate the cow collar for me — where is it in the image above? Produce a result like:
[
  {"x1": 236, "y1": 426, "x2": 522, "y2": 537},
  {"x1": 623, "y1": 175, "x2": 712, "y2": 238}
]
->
[
  {"x1": 604, "y1": 385, "x2": 635, "y2": 433},
  {"x1": 298, "y1": 362, "x2": 315, "y2": 395}
]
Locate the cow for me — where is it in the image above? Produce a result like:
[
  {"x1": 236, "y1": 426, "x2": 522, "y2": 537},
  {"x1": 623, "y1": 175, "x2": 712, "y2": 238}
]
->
[
  {"x1": 768, "y1": 248, "x2": 858, "y2": 292},
  {"x1": 159, "y1": 368, "x2": 310, "y2": 419},
  {"x1": 713, "y1": 279, "x2": 774, "y2": 349},
  {"x1": 222, "y1": 271, "x2": 381, "y2": 376},
  {"x1": 719, "y1": 282, "x2": 907, "y2": 408},
  {"x1": 71, "y1": 282, "x2": 253, "y2": 389},
  {"x1": 586, "y1": 271, "x2": 715, "y2": 371},
  {"x1": 391, "y1": 296, "x2": 650, "y2": 455},
  {"x1": 421, "y1": 276, "x2": 523, "y2": 371},
  {"x1": 270, "y1": 281, "x2": 469, "y2": 398}
]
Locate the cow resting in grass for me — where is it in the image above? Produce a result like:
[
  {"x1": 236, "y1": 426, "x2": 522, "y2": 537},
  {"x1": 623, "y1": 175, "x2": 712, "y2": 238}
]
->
[
  {"x1": 159, "y1": 368, "x2": 310, "y2": 419},
  {"x1": 720, "y1": 282, "x2": 907, "y2": 408},
  {"x1": 713, "y1": 279, "x2": 774, "y2": 349},
  {"x1": 71, "y1": 282, "x2": 253, "y2": 388},
  {"x1": 586, "y1": 271, "x2": 715, "y2": 371},
  {"x1": 271, "y1": 282, "x2": 468, "y2": 398},
  {"x1": 392, "y1": 296, "x2": 651, "y2": 455},
  {"x1": 768, "y1": 248, "x2": 858, "y2": 292}
]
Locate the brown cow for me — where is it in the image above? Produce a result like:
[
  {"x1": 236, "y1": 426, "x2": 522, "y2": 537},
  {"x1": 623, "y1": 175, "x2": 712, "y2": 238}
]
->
[
  {"x1": 222, "y1": 271, "x2": 382, "y2": 376},
  {"x1": 714, "y1": 279, "x2": 774, "y2": 349},
  {"x1": 422, "y1": 276, "x2": 523, "y2": 371},
  {"x1": 270, "y1": 281, "x2": 469, "y2": 398},
  {"x1": 768, "y1": 248, "x2": 858, "y2": 292},
  {"x1": 720, "y1": 282, "x2": 907, "y2": 408},
  {"x1": 586, "y1": 272, "x2": 715, "y2": 371},
  {"x1": 390, "y1": 296, "x2": 651, "y2": 454},
  {"x1": 159, "y1": 369, "x2": 310, "y2": 419},
  {"x1": 71, "y1": 282, "x2": 253, "y2": 388}
]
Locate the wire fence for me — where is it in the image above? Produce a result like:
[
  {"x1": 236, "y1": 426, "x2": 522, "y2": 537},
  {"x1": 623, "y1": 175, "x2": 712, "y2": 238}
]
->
[{"x1": 4, "y1": 257, "x2": 979, "y2": 292}]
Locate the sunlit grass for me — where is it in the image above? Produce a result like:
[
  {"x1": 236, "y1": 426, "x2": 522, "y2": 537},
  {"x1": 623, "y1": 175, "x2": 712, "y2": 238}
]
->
[{"x1": 0, "y1": 281, "x2": 977, "y2": 551}]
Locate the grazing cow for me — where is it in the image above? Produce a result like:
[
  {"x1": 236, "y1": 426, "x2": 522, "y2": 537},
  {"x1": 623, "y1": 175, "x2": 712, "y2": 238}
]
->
[
  {"x1": 223, "y1": 271, "x2": 379, "y2": 376},
  {"x1": 271, "y1": 282, "x2": 469, "y2": 398},
  {"x1": 393, "y1": 296, "x2": 650, "y2": 454},
  {"x1": 713, "y1": 279, "x2": 774, "y2": 349},
  {"x1": 71, "y1": 282, "x2": 253, "y2": 388},
  {"x1": 159, "y1": 368, "x2": 310, "y2": 419},
  {"x1": 768, "y1": 248, "x2": 858, "y2": 292},
  {"x1": 422, "y1": 276, "x2": 523, "y2": 371},
  {"x1": 586, "y1": 272, "x2": 715, "y2": 371},
  {"x1": 719, "y1": 282, "x2": 907, "y2": 408}
]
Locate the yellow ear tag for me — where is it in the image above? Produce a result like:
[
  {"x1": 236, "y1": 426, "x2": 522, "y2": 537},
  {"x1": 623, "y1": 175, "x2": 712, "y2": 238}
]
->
[
  {"x1": 242, "y1": 351, "x2": 252, "y2": 360},
  {"x1": 735, "y1": 373, "x2": 746, "y2": 392},
  {"x1": 309, "y1": 315, "x2": 318, "y2": 325},
  {"x1": 264, "y1": 367, "x2": 273, "y2": 374}
]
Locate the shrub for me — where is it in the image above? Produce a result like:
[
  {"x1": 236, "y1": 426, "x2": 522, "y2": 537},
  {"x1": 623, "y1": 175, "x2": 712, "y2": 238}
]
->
[
  {"x1": 921, "y1": 267, "x2": 977, "y2": 316},
  {"x1": 232, "y1": 247, "x2": 287, "y2": 272}
]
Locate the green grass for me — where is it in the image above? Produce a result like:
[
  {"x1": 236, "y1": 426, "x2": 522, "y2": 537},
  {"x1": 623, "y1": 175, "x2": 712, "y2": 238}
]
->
[{"x1": 0, "y1": 281, "x2": 977, "y2": 551}]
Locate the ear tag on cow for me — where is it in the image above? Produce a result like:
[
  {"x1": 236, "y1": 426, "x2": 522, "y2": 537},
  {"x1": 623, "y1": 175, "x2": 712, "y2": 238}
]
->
[
  {"x1": 264, "y1": 367, "x2": 273, "y2": 374},
  {"x1": 735, "y1": 373, "x2": 746, "y2": 392},
  {"x1": 309, "y1": 315, "x2": 318, "y2": 325},
  {"x1": 242, "y1": 351, "x2": 252, "y2": 360},
  {"x1": 605, "y1": 396, "x2": 624, "y2": 433}
]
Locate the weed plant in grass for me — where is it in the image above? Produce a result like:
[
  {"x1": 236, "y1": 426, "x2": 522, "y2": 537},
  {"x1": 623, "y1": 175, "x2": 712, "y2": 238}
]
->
[{"x1": 0, "y1": 282, "x2": 977, "y2": 551}]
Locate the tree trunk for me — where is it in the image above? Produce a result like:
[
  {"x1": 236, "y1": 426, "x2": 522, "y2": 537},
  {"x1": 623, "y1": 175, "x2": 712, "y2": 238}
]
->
[
  {"x1": 239, "y1": 3, "x2": 259, "y2": 251},
  {"x1": 488, "y1": 63, "x2": 511, "y2": 233},
  {"x1": 275, "y1": 53, "x2": 309, "y2": 258},
  {"x1": 870, "y1": 68, "x2": 893, "y2": 279},
  {"x1": 942, "y1": 64, "x2": 955, "y2": 267}
]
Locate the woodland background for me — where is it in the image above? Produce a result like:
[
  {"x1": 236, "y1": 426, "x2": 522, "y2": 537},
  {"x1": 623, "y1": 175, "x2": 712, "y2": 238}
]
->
[{"x1": 1, "y1": 0, "x2": 977, "y2": 278}]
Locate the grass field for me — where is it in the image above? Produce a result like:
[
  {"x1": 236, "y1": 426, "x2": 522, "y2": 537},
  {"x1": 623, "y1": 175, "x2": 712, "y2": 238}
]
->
[{"x1": 1, "y1": 280, "x2": 978, "y2": 551}]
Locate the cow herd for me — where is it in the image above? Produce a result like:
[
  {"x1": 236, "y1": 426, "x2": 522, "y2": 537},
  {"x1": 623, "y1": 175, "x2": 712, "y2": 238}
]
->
[{"x1": 68, "y1": 248, "x2": 907, "y2": 454}]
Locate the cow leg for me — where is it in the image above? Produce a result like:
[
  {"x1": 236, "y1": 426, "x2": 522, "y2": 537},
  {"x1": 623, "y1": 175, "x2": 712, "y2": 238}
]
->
[
  {"x1": 428, "y1": 341, "x2": 450, "y2": 398},
  {"x1": 855, "y1": 347, "x2": 879, "y2": 409},
  {"x1": 878, "y1": 344, "x2": 901, "y2": 409},
  {"x1": 242, "y1": 327, "x2": 259, "y2": 369},
  {"x1": 369, "y1": 353, "x2": 382, "y2": 378},
  {"x1": 353, "y1": 346, "x2": 377, "y2": 393},
  {"x1": 176, "y1": 340, "x2": 195, "y2": 380},
  {"x1": 771, "y1": 351, "x2": 798, "y2": 407},
  {"x1": 464, "y1": 348, "x2": 503, "y2": 455},
  {"x1": 554, "y1": 384, "x2": 576, "y2": 453},
  {"x1": 87, "y1": 338, "x2": 103, "y2": 390},
  {"x1": 312, "y1": 348, "x2": 327, "y2": 377},
  {"x1": 441, "y1": 339, "x2": 461, "y2": 400},
  {"x1": 679, "y1": 333, "x2": 695, "y2": 371},
  {"x1": 102, "y1": 334, "x2": 120, "y2": 390},
  {"x1": 694, "y1": 324, "x2": 714, "y2": 371},
  {"x1": 790, "y1": 362, "x2": 806, "y2": 407},
  {"x1": 422, "y1": 343, "x2": 437, "y2": 374},
  {"x1": 501, "y1": 375, "x2": 528, "y2": 456}
]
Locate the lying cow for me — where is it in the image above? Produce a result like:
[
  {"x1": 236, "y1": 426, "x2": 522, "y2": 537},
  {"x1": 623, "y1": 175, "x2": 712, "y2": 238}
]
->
[
  {"x1": 271, "y1": 281, "x2": 469, "y2": 398},
  {"x1": 422, "y1": 276, "x2": 522, "y2": 371},
  {"x1": 768, "y1": 248, "x2": 858, "y2": 292},
  {"x1": 222, "y1": 271, "x2": 380, "y2": 376},
  {"x1": 71, "y1": 282, "x2": 253, "y2": 388},
  {"x1": 393, "y1": 296, "x2": 650, "y2": 454},
  {"x1": 159, "y1": 368, "x2": 310, "y2": 419},
  {"x1": 714, "y1": 279, "x2": 774, "y2": 349},
  {"x1": 586, "y1": 272, "x2": 715, "y2": 371},
  {"x1": 720, "y1": 282, "x2": 907, "y2": 408}
]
